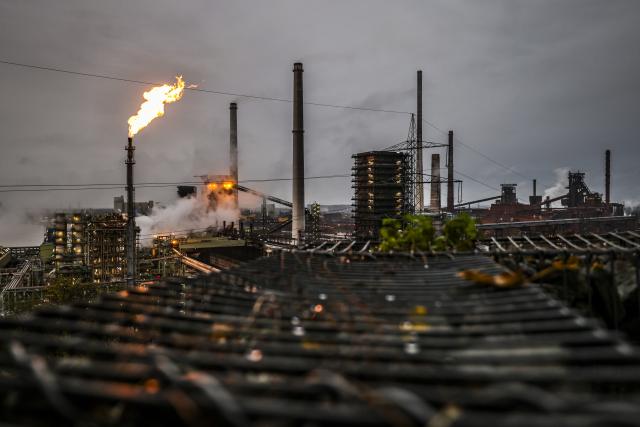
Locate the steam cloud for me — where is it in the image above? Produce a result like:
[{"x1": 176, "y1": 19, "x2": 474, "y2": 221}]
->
[
  {"x1": 136, "y1": 192, "x2": 239, "y2": 246},
  {"x1": 543, "y1": 167, "x2": 569, "y2": 207},
  {"x1": 0, "y1": 202, "x2": 45, "y2": 247}
]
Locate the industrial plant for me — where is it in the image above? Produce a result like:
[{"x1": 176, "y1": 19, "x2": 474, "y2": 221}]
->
[
  {"x1": 0, "y1": 60, "x2": 636, "y2": 309},
  {"x1": 1, "y1": 53, "x2": 640, "y2": 427}
]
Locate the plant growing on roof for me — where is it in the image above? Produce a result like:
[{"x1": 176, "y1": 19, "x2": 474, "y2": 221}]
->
[
  {"x1": 378, "y1": 214, "x2": 434, "y2": 252},
  {"x1": 440, "y1": 212, "x2": 478, "y2": 251},
  {"x1": 378, "y1": 213, "x2": 478, "y2": 252}
]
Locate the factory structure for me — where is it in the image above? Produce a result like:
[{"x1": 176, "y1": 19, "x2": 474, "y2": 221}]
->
[
  {"x1": 352, "y1": 151, "x2": 411, "y2": 240},
  {"x1": 352, "y1": 141, "x2": 632, "y2": 241},
  {"x1": 1, "y1": 62, "x2": 637, "y2": 317},
  {"x1": 348, "y1": 70, "x2": 634, "y2": 241}
]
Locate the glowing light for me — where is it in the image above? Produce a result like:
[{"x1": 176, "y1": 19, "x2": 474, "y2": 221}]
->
[
  {"x1": 222, "y1": 181, "x2": 234, "y2": 190},
  {"x1": 246, "y1": 349, "x2": 263, "y2": 362},
  {"x1": 313, "y1": 304, "x2": 323, "y2": 313},
  {"x1": 144, "y1": 378, "x2": 160, "y2": 394},
  {"x1": 207, "y1": 182, "x2": 218, "y2": 191},
  {"x1": 128, "y1": 76, "x2": 185, "y2": 137}
]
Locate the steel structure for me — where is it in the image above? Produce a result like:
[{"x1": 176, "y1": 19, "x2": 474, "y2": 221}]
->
[
  {"x1": 384, "y1": 115, "x2": 451, "y2": 214},
  {"x1": 605, "y1": 149, "x2": 611, "y2": 207},
  {"x1": 86, "y1": 213, "x2": 127, "y2": 284},
  {"x1": 1, "y1": 252, "x2": 640, "y2": 425},
  {"x1": 416, "y1": 70, "x2": 424, "y2": 211},
  {"x1": 352, "y1": 150, "x2": 411, "y2": 241},
  {"x1": 53, "y1": 212, "x2": 67, "y2": 269},
  {"x1": 0, "y1": 259, "x2": 43, "y2": 315},
  {"x1": 478, "y1": 215, "x2": 637, "y2": 237},
  {"x1": 229, "y1": 102, "x2": 239, "y2": 209},
  {"x1": 70, "y1": 212, "x2": 86, "y2": 266},
  {"x1": 482, "y1": 229, "x2": 640, "y2": 254},
  {"x1": 447, "y1": 130, "x2": 454, "y2": 212},
  {"x1": 126, "y1": 137, "x2": 136, "y2": 285},
  {"x1": 292, "y1": 62, "x2": 305, "y2": 246}
]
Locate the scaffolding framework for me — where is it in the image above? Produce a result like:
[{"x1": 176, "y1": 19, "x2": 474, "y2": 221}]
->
[
  {"x1": 86, "y1": 214, "x2": 127, "y2": 283},
  {"x1": 384, "y1": 114, "x2": 450, "y2": 214},
  {"x1": 352, "y1": 150, "x2": 411, "y2": 240}
]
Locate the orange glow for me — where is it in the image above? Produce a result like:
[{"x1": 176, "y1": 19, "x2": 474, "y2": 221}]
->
[
  {"x1": 207, "y1": 182, "x2": 218, "y2": 191},
  {"x1": 313, "y1": 304, "x2": 323, "y2": 313},
  {"x1": 222, "y1": 181, "x2": 234, "y2": 190},
  {"x1": 144, "y1": 378, "x2": 160, "y2": 394},
  {"x1": 128, "y1": 76, "x2": 185, "y2": 137}
]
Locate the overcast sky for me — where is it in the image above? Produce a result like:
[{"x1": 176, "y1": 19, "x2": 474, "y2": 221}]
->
[{"x1": 1, "y1": 0, "x2": 639, "y2": 245}]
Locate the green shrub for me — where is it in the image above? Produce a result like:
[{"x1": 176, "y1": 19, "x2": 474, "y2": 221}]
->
[
  {"x1": 378, "y1": 213, "x2": 477, "y2": 252},
  {"x1": 378, "y1": 214, "x2": 434, "y2": 252},
  {"x1": 442, "y1": 212, "x2": 478, "y2": 251}
]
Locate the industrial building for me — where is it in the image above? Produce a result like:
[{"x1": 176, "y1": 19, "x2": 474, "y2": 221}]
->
[
  {"x1": 113, "y1": 196, "x2": 154, "y2": 216},
  {"x1": 445, "y1": 147, "x2": 633, "y2": 237},
  {"x1": 50, "y1": 212, "x2": 130, "y2": 283},
  {"x1": 86, "y1": 213, "x2": 128, "y2": 283},
  {"x1": 1, "y1": 57, "x2": 640, "y2": 427},
  {"x1": 352, "y1": 150, "x2": 411, "y2": 240}
]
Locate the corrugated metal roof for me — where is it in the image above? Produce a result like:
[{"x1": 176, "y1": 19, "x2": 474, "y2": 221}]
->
[{"x1": 1, "y1": 252, "x2": 639, "y2": 426}]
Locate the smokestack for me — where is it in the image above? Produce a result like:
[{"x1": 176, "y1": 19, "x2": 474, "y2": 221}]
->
[
  {"x1": 447, "y1": 130, "x2": 454, "y2": 212},
  {"x1": 126, "y1": 137, "x2": 136, "y2": 286},
  {"x1": 533, "y1": 179, "x2": 537, "y2": 196},
  {"x1": 430, "y1": 153, "x2": 441, "y2": 211},
  {"x1": 230, "y1": 102, "x2": 238, "y2": 209},
  {"x1": 605, "y1": 149, "x2": 611, "y2": 208},
  {"x1": 416, "y1": 70, "x2": 424, "y2": 211},
  {"x1": 292, "y1": 62, "x2": 305, "y2": 246}
]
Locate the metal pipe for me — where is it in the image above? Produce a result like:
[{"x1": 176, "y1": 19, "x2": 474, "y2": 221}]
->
[
  {"x1": 447, "y1": 130, "x2": 454, "y2": 212},
  {"x1": 292, "y1": 62, "x2": 305, "y2": 247},
  {"x1": 230, "y1": 102, "x2": 239, "y2": 209},
  {"x1": 416, "y1": 70, "x2": 424, "y2": 212},
  {"x1": 430, "y1": 153, "x2": 441, "y2": 211},
  {"x1": 605, "y1": 149, "x2": 611, "y2": 208},
  {"x1": 126, "y1": 137, "x2": 136, "y2": 286},
  {"x1": 533, "y1": 179, "x2": 537, "y2": 197}
]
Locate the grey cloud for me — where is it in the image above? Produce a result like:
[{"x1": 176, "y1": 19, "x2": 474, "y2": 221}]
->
[{"x1": 0, "y1": 0, "x2": 639, "y2": 244}]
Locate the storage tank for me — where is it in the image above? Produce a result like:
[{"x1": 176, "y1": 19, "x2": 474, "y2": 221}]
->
[{"x1": 53, "y1": 212, "x2": 67, "y2": 269}]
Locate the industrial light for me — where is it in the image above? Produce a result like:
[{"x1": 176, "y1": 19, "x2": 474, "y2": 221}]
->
[{"x1": 223, "y1": 181, "x2": 234, "y2": 190}]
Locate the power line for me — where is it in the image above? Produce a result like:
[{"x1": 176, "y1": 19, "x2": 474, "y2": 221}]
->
[
  {"x1": 0, "y1": 186, "x2": 124, "y2": 193},
  {"x1": 0, "y1": 59, "x2": 410, "y2": 115},
  {"x1": 454, "y1": 170, "x2": 500, "y2": 192},
  {"x1": 0, "y1": 174, "x2": 351, "y2": 193},
  {"x1": 420, "y1": 119, "x2": 546, "y2": 186},
  {"x1": 0, "y1": 59, "x2": 543, "y2": 191}
]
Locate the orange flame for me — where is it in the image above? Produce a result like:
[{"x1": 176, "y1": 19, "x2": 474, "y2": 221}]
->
[{"x1": 128, "y1": 76, "x2": 185, "y2": 137}]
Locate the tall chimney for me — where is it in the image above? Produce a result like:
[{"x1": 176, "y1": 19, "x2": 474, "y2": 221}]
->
[
  {"x1": 533, "y1": 179, "x2": 537, "y2": 196},
  {"x1": 447, "y1": 130, "x2": 454, "y2": 212},
  {"x1": 605, "y1": 149, "x2": 611, "y2": 209},
  {"x1": 126, "y1": 137, "x2": 136, "y2": 286},
  {"x1": 229, "y1": 102, "x2": 238, "y2": 209},
  {"x1": 416, "y1": 70, "x2": 424, "y2": 212},
  {"x1": 430, "y1": 153, "x2": 441, "y2": 211},
  {"x1": 292, "y1": 63, "x2": 305, "y2": 246}
]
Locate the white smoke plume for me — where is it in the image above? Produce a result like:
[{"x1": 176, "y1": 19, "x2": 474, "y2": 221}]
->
[
  {"x1": 0, "y1": 202, "x2": 46, "y2": 247},
  {"x1": 136, "y1": 192, "x2": 239, "y2": 246},
  {"x1": 624, "y1": 199, "x2": 640, "y2": 215},
  {"x1": 543, "y1": 167, "x2": 569, "y2": 207}
]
